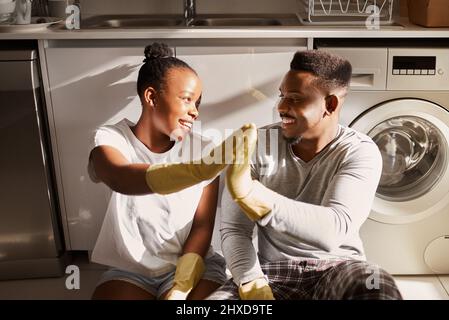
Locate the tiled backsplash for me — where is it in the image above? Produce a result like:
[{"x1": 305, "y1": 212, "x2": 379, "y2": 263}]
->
[{"x1": 79, "y1": 0, "x2": 298, "y2": 16}]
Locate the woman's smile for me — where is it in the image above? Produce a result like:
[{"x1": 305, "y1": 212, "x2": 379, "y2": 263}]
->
[{"x1": 179, "y1": 119, "x2": 193, "y2": 131}]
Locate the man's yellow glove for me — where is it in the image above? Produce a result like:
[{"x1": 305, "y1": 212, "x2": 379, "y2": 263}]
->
[
  {"x1": 226, "y1": 126, "x2": 274, "y2": 221},
  {"x1": 165, "y1": 252, "x2": 205, "y2": 300},
  {"x1": 239, "y1": 277, "x2": 275, "y2": 300},
  {"x1": 146, "y1": 123, "x2": 256, "y2": 195}
]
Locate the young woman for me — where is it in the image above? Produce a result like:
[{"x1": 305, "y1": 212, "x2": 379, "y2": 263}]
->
[{"x1": 88, "y1": 42, "x2": 255, "y2": 300}]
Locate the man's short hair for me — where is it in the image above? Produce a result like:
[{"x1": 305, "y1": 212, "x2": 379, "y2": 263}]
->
[{"x1": 290, "y1": 50, "x2": 352, "y2": 93}]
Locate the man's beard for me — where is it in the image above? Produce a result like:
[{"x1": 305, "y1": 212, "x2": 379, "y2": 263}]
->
[{"x1": 282, "y1": 134, "x2": 302, "y2": 145}]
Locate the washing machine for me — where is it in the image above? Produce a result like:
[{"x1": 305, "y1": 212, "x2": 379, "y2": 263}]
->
[{"x1": 317, "y1": 45, "x2": 449, "y2": 275}]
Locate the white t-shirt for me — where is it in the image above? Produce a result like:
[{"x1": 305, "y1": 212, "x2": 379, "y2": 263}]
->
[{"x1": 88, "y1": 119, "x2": 216, "y2": 277}]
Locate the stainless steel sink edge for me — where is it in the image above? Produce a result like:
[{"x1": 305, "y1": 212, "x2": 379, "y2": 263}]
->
[{"x1": 78, "y1": 14, "x2": 302, "y2": 29}]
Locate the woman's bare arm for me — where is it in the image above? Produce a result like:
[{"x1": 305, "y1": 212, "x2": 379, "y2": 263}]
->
[
  {"x1": 89, "y1": 145, "x2": 153, "y2": 195},
  {"x1": 182, "y1": 177, "x2": 220, "y2": 257}
]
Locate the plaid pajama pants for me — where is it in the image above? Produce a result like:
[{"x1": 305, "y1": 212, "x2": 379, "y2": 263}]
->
[{"x1": 207, "y1": 259, "x2": 403, "y2": 300}]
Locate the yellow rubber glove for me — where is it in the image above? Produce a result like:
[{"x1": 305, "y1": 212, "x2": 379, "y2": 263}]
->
[
  {"x1": 226, "y1": 126, "x2": 274, "y2": 221},
  {"x1": 146, "y1": 123, "x2": 255, "y2": 195},
  {"x1": 239, "y1": 277, "x2": 275, "y2": 300},
  {"x1": 165, "y1": 252, "x2": 205, "y2": 300}
]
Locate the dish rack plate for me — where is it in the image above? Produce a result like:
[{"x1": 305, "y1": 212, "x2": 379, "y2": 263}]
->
[{"x1": 297, "y1": 0, "x2": 395, "y2": 25}]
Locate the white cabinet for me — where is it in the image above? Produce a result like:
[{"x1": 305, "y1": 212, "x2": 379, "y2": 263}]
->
[
  {"x1": 176, "y1": 46, "x2": 305, "y2": 138},
  {"x1": 45, "y1": 42, "x2": 305, "y2": 251},
  {"x1": 45, "y1": 43, "x2": 152, "y2": 250}
]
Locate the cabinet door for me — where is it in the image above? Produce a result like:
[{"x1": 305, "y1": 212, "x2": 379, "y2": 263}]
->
[
  {"x1": 45, "y1": 44, "x2": 155, "y2": 250},
  {"x1": 177, "y1": 46, "x2": 305, "y2": 137}
]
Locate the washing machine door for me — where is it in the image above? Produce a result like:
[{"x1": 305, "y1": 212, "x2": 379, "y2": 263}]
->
[{"x1": 350, "y1": 98, "x2": 449, "y2": 224}]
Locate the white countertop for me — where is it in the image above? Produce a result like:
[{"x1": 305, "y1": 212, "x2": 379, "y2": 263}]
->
[{"x1": 1, "y1": 18, "x2": 449, "y2": 40}]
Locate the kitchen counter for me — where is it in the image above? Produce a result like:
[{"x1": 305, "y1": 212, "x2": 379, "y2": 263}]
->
[{"x1": 1, "y1": 18, "x2": 449, "y2": 40}]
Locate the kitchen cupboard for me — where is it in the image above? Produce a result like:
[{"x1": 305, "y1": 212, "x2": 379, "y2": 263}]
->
[
  {"x1": 44, "y1": 42, "x2": 151, "y2": 250},
  {"x1": 44, "y1": 41, "x2": 306, "y2": 250},
  {"x1": 176, "y1": 45, "x2": 304, "y2": 137}
]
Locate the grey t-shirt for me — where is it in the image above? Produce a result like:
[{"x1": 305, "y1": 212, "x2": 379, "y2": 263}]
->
[{"x1": 220, "y1": 123, "x2": 383, "y2": 285}]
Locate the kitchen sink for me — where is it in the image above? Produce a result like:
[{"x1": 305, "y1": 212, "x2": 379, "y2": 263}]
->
[
  {"x1": 81, "y1": 15, "x2": 185, "y2": 28},
  {"x1": 76, "y1": 14, "x2": 301, "y2": 29},
  {"x1": 190, "y1": 17, "x2": 283, "y2": 27},
  {"x1": 190, "y1": 14, "x2": 300, "y2": 27}
]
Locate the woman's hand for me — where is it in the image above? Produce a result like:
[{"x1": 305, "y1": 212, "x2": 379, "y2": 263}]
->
[{"x1": 164, "y1": 253, "x2": 205, "y2": 300}]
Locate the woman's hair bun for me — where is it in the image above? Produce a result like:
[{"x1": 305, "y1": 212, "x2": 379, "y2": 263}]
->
[{"x1": 143, "y1": 42, "x2": 173, "y2": 63}]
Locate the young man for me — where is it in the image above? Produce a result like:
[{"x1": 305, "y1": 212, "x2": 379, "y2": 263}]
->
[{"x1": 208, "y1": 50, "x2": 402, "y2": 300}]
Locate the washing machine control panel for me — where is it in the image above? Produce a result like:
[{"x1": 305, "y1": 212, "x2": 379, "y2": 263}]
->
[
  {"x1": 316, "y1": 47, "x2": 449, "y2": 91},
  {"x1": 388, "y1": 49, "x2": 449, "y2": 91},
  {"x1": 392, "y1": 56, "x2": 436, "y2": 76}
]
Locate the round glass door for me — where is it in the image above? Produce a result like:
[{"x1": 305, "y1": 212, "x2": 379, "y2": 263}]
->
[
  {"x1": 350, "y1": 98, "x2": 449, "y2": 224},
  {"x1": 368, "y1": 116, "x2": 447, "y2": 202}
]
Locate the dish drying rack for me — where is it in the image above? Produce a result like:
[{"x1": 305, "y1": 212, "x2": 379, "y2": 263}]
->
[{"x1": 296, "y1": 0, "x2": 395, "y2": 25}]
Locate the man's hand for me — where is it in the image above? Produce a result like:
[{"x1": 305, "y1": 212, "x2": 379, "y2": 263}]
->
[
  {"x1": 225, "y1": 123, "x2": 257, "y2": 199},
  {"x1": 239, "y1": 277, "x2": 275, "y2": 300},
  {"x1": 226, "y1": 125, "x2": 273, "y2": 221}
]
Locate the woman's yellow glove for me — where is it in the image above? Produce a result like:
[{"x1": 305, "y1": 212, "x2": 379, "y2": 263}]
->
[
  {"x1": 165, "y1": 252, "x2": 205, "y2": 300},
  {"x1": 146, "y1": 123, "x2": 256, "y2": 195},
  {"x1": 239, "y1": 277, "x2": 275, "y2": 300}
]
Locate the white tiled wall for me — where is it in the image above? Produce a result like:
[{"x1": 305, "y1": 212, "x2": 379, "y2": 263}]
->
[{"x1": 79, "y1": 0, "x2": 298, "y2": 16}]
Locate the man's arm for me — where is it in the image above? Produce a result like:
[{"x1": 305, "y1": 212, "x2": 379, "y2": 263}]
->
[
  {"x1": 257, "y1": 141, "x2": 382, "y2": 252},
  {"x1": 220, "y1": 186, "x2": 265, "y2": 286}
]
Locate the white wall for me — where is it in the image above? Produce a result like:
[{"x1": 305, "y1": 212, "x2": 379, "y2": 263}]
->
[{"x1": 79, "y1": 0, "x2": 299, "y2": 16}]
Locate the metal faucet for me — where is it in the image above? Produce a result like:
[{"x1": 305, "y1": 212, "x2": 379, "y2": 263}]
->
[{"x1": 184, "y1": 0, "x2": 196, "y2": 26}]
